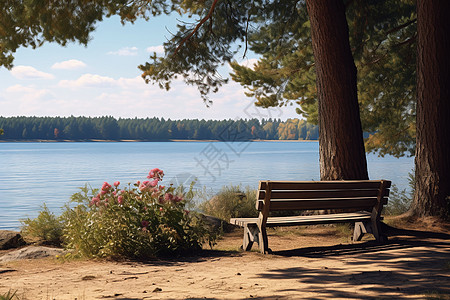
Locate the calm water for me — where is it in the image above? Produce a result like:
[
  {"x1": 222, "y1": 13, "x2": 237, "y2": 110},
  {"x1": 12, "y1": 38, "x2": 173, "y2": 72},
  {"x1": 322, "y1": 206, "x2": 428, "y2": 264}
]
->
[{"x1": 0, "y1": 141, "x2": 414, "y2": 230}]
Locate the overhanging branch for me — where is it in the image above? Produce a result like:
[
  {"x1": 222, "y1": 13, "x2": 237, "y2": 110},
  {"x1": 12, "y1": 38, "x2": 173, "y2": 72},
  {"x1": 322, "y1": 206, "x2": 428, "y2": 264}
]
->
[
  {"x1": 173, "y1": 0, "x2": 219, "y2": 56},
  {"x1": 386, "y1": 18, "x2": 417, "y2": 35}
]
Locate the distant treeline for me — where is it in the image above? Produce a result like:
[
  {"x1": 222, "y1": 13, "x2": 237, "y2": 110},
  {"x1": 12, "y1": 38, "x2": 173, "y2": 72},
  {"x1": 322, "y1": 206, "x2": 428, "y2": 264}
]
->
[{"x1": 0, "y1": 116, "x2": 319, "y2": 141}]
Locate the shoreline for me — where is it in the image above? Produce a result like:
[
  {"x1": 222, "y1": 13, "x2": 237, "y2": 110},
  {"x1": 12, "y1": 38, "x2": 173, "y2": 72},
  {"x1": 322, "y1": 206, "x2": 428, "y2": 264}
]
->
[{"x1": 0, "y1": 139, "x2": 318, "y2": 143}]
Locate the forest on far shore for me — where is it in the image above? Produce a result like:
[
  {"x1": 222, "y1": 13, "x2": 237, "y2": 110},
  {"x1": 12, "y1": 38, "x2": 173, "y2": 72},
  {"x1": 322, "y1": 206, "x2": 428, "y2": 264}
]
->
[{"x1": 0, "y1": 116, "x2": 321, "y2": 141}]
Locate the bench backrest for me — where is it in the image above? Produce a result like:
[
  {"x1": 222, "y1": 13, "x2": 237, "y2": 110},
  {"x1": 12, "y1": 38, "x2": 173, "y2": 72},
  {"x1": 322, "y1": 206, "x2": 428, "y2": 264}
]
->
[{"x1": 257, "y1": 180, "x2": 391, "y2": 212}]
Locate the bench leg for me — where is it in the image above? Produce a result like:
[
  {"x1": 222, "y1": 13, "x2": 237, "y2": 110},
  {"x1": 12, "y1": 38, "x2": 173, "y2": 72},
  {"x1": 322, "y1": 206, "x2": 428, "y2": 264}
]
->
[
  {"x1": 353, "y1": 221, "x2": 370, "y2": 241},
  {"x1": 353, "y1": 221, "x2": 387, "y2": 243},
  {"x1": 371, "y1": 219, "x2": 388, "y2": 243},
  {"x1": 243, "y1": 224, "x2": 259, "y2": 251},
  {"x1": 258, "y1": 227, "x2": 270, "y2": 254}
]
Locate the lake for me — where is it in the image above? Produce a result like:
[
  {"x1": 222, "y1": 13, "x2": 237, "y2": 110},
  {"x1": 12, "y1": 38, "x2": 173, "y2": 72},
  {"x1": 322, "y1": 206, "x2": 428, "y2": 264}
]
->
[{"x1": 0, "y1": 141, "x2": 414, "y2": 230}]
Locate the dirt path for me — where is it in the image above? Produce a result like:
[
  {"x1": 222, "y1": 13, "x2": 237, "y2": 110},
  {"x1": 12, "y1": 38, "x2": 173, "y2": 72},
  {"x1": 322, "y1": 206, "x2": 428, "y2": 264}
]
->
[{"x1": 1, "y1": 221, "x2": 449, "y2": 299}]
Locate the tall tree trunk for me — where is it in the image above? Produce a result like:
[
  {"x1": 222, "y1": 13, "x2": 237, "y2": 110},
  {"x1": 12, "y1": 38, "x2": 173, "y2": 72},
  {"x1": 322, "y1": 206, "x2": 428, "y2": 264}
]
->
[
  {"x1": 306, "y1": 0, "x2": 368, "y2": 180},
  {"x1": 413, "y1": 0, "x2": 450, "y2": 220}
]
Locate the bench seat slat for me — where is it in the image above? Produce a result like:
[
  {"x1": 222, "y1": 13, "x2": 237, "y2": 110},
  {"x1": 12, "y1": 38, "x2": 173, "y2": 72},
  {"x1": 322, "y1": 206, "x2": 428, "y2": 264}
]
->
[
  {"x1": 256, "y1": 197, "x2": 388, "y2": 211},
  {"x1": 260, "y1": 180, "x2": 387, "y2": 190},
  {"x1": 230, "y1": 212, "x2": 373, "y2": 227},
  {"x1": 267, "y1": 212, "x2": 373, "y2": 227},
  {"x1": 264, "y1": 197, "x2": 388, "y2": 211},
  {"x1": 230, "y1": 218, "x2": 258, "y2": 227},
  {"x1": 259, "y1": 189, "x2": 389, "y2": 200}
]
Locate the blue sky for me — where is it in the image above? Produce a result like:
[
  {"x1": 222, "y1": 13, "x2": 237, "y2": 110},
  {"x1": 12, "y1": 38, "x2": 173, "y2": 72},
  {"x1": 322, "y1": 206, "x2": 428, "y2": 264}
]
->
[{"x1": 0, "y1": 14, "x2": 299, "y2": 120}]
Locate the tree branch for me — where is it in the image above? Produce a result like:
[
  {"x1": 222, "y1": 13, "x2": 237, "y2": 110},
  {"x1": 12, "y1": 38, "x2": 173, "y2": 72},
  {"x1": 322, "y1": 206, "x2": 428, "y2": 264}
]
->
[
  {"x1": 392, "y1": 34, "x2": 417, "y2": 48},
  {"x1": 385, "y1": 18, "x2": 417, "y2": 35},
  {"x1": 173, "y1": 0, "x2": 219, "y2": 56},
  {"x1": 243, "y1": 15, "x2": 249, "y2": 58}
]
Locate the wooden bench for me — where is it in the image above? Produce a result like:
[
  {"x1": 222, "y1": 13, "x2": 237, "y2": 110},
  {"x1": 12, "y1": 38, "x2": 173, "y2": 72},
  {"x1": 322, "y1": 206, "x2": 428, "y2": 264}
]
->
[{"x1": 230, "y1": 180, "x2": 391, "y2": 254}]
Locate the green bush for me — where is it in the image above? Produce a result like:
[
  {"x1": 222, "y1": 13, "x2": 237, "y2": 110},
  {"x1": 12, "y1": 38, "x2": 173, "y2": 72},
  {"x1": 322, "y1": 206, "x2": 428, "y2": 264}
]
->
[
  {"x1": 61, "y1": 169, "x2": 215, "y2": 259},
  {"x1": 199, "y1": 185, "x2": 258, "y2": 221},
  {"x1": 21, "y1": 203, "x2": 64, "y2": 246},
  {"x1": 385, "y1": 170, "x2": 415, "y2": 216}
]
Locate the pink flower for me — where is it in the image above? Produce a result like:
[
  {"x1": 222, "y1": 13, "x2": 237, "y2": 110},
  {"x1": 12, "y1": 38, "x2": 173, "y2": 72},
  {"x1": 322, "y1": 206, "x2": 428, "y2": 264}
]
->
[
  {"x1": 101, "y1": 190, "x2": 107, "y2": 195},
  {"x1": 164, "y1": 193, "x2": 174, "y2": 202},
  {"x1": 90, "y1": 196, "x2": 100, "y2": 206},
  {"x1": 173, "y1": 196, "x2": 183, "y2": 203},
  {"x1": 114, "y1": 181, "x2": 120, "y2": 187},
  {"x1": 147, "y1": 168, "x2": 164, "y2": 180},
  {"x1": 139, "y1": 181, "x2": 150, "y2": 191},
  {"x1": 159, "y1": 207, "x2": 164, "y2": 212},
  {"x1": 117, "y1": 195, "x2": 124, "y2": 204},
  {"x1": 141, "y1": 220, "x2": 149, "y2": 228},
  {"x1": 139, "y1": 179, "x2": 159, "y2": 191},
  {"x1": 101, "y1": 182, "x2": 111, "y2": 191}
]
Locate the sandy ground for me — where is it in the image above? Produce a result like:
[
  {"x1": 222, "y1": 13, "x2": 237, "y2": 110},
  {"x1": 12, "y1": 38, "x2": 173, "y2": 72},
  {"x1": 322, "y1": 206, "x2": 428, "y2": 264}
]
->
[{"x1": 1, "y1": 219, "x2": 449, "y2": 300}]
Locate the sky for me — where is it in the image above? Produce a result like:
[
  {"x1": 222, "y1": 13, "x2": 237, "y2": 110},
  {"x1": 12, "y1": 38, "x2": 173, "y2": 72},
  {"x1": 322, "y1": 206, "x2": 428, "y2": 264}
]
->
[{"x1": 0, "y1": 14, "x2": 300, "y2": 121}]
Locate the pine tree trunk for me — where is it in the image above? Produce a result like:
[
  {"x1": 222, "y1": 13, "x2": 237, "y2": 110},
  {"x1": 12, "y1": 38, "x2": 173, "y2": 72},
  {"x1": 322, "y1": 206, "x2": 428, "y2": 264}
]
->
[
  {"x1": 306, "y1": 0, "x2": 368, "y2": 180},
  {"x1": 413, "y1": 0, "x2": 450, "y2": 220}
]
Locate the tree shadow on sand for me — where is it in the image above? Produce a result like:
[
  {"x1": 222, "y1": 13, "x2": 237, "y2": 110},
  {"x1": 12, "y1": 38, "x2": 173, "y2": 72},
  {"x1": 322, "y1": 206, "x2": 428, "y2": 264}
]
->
[
  {"x1": 255, "y1": 225, "x2": 450, "y2": 299},
  {"x1": 120, "y1": 249, "x2": 243, "y2": 267}
]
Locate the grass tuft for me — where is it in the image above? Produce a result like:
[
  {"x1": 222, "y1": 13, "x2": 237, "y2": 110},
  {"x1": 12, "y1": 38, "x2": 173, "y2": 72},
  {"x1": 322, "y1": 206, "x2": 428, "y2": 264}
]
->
[
  {"x1": 0, "y1": 290, "x2": 18, "y2": 300},
  {"x1": 199, "y1": 185, "x2": 257, "y2": 221},
  {"x1": 20, "y1": 203, "x2": 64, "y2": 246}
]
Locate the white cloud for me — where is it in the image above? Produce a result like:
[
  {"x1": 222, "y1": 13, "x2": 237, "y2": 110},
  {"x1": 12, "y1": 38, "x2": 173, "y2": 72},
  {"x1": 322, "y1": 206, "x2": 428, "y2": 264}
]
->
[
  {"x1": 10, "y1": 66, "x2": 54, "y2": 80},
  {"x1": 146, "y1": 45, "x2": 165, "y2": 54},
  {"x1": 2, "y1": 84, "x2": 53, "y2": 115},
  {"x1": 51, "y1": 59, "x2": 87, "y2": 70},
  {"x1": 6, "y1": 84, "x2": 32, "y2": 93},
  {"x1": 238, "y1": 58, "x2": 259, "y2": 70},
  {"x1": 2, "y1": 75, "x2": 299, "y2": 120},
  {"x1": 116, "y1": 76, "x2": 147, "y2": 89},
  {"x1": 107, "y1": 47, "x2": 139, "y2": 56},
  {"x1": 6, "y1": 84, "x2": 51, "y2": 98},
  {"x1": 88, "y1": 78, "x2": 292, "y2": 120},
  {"x1": 59, "y1": 74, "x2": 117, "y2": 88},
  {"x1": 58, "y1": 74, "x2": 151, "y2": 90}
]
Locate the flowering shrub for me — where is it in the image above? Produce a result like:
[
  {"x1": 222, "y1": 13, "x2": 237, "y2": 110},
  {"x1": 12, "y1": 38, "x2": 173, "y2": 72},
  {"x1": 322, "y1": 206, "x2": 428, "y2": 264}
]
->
[{"x1": 62, "y1": 168, "x2": 215, "y2": 258}]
